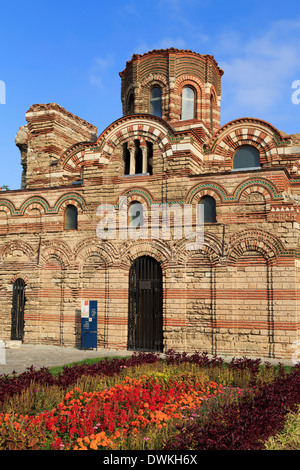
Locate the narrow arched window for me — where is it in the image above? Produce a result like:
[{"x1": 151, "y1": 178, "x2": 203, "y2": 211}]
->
[
  {"x1": 128, "y1": 93, "x2": 134, "y2": 115},
  {"x1": 199, "y1": 196, "x2": 217, "y2": 223},
  {"x1": 123, "y1": 143, "x2": 130, "y2": 175},
  {"x1": 147, "y1": 141, "x2": 153, "y2": 175},
  {"x1": 128, "y1": 202, "x2": 143, "y2": 228},
  {"x1": 150, "y1": 87, "x2": 162, "y2": 118},
  {"x1": 210, "y1": 95, "x2": 214, "y2": 130},
  {"x1": 11, "y1": 278, "x2": 26, "y2": 341},
  {"x1": 233, "y1": 145, "x2": 260, "y2": 170},
  {"x1": 135, "y1": 140, "x2": 143, "y2": 174},
  {"x1": 181, "y1": 86, "x2": 195, "y2": 120},
  {"x1": 64, "y1": 205, "x2": 78, "y2": 230}
]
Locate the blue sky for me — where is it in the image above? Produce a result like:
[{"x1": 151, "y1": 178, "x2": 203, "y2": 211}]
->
[{"x1": 1, "y1": 0, "x2": 300, "y2": 190}]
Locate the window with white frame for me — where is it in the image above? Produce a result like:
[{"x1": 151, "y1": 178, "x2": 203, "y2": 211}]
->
[
  {"x1": 150, "y1": 87, "x2": 162, "y2": 118},
  {"x1": 181, "y1": 86, "x2": 195, "y2": 120}
]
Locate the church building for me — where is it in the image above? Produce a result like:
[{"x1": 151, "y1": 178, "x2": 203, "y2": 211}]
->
[{"x1": 0, "y1": 48, "x2": 299, "y2": 361}]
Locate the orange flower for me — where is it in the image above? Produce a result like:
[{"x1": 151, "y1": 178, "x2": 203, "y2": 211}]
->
[{"x1": 90, "y1": 440, "x2": 98, "y2": 450}]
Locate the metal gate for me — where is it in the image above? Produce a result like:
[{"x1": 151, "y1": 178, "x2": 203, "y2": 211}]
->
[
  {"x1": 11, "y1": 279, "x2": 25, "y2": 341},
  {"x1": 128, "y1": 256, "x2": 163, "y2": 352}
]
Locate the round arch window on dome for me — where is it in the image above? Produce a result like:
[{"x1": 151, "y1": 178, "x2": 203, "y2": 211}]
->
[
  {"x1": 149, "y1": 86, "x2": 162, "y2": 118},
  {"x1": 127, "y1": 93, "x2": 135, "y2": 115},
  {"x1": 232, "y1": 145, "x2": 261, "y2": 171},
  {"x1": 181, "y1": 86, "x2": 195, "y2": 120}
]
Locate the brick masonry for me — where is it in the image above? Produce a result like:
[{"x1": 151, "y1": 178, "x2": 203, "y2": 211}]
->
[{"x1": 0, "y1": 48, "x2": 299, "y2": 361}]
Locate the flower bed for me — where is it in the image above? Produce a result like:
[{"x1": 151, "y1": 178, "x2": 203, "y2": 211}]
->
[
  {"x1": 0, "y1": 351, "x2": 299, "y2": 450},
  {"x1": 163, "y1": 363, "x2": 300, "y2": 450},
  {"x1": 0, "y1": 375, "x2": 238, "y2": 450}
]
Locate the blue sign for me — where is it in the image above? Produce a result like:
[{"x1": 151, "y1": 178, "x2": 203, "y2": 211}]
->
[{"x1": 81, "y1": 300, "x2": 97, "y2": 350}]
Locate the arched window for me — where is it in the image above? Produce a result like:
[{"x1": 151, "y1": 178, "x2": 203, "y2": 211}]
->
[
  {"x1": 199, "y1": 196, "x2": 217, "y2": 223},
  {"x1": 150, "y1": 87, "x2": 162, "y2": 118},
  {"x1": 64, "y1": 205, "x2": 78, "y2": 230},
  {"x1": 11, "y1": 278, "x2": 26, "y2": 340},
  {"x1": 128, "y1": 202, "x2": 143, "y2": 228},
  {"x1": 181, "y1": 86, "x2": 195, "y2": 120},
  {"x1": 123, "y1": 143, "x2": 130, "y2": 175},
  {"x1": 233, "y1": 145, "x2": 260, "y2": 170},
  {"x1": 210, "y1": 95, "x2": 214, "y2": 130},
  {"x1": 123, "y1": 140, "x2": 153, "y2": 176},
  {"x1": 135, "y1": 139, "x2": 143, "y2": 174},
  {"x1": 147, "y1": 141, "x2": 153, "y2": 175},
  {"x1": 128, "y1": 93, "x2": 134, "y2": 115}
]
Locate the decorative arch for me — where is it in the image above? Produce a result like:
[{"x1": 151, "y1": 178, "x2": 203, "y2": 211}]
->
[
  {"x1": 20, "y1": 197, "x2": 50, "y2": 215},
  {"x1": 62, "y1": 151, "x2": 85, "y2": 174},
  {"x1": 92, "y1": 116, "x2": 174, "y2": 166},
  {"x1": 120, "y1": 238, "x2": 172, "y2": 270},
  {"x1": 139, "y1": 73, "x2": 169, "y2": 117},
  {"x1": 233, "y1": 177, "x2": 281, "y2": 203},
  {"x1": 174, "y1": 233, "x2": 223, "y2": 266},
  {"x1": 174, "y1": 75, "x2": 204, "y2": 121},
  {"x1": 204, "y1": 118, "x2": 291, "y2": 169},
  {"x1": 23, "y1": 205, "x2": 44, "y2": 219},
  {"x1": 186, "y1": 181, "x2": 228, "y2": 204},
  {"x1": 0, "y1": 199, "x2": 17, "y2": 216},
  {"x1": 117, "y1": 187, "x2": 154, "y2": 208},
  {"x1": 0, "y1": 240, "x2": 35, "y2": 262},
  {"x1": 39, "y1": 240, "x2": 73, "y2": 268},
  {"x1": 11, "y1": 273, "x2": 29, "y2": 284},
  {"x1": 227, "y1": 229, "x2": 285, "y2": 264},
  {"x1": 54, "y1": 193, "x2": 87, "y2": 212},
  {"x1": 74, "y1": 238, "x2": 118, "y2": 267},
  {"x1": 56, "y1": 141, "x2": 92, "y2": 171}
]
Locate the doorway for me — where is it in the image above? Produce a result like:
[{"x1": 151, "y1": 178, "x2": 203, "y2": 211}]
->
[
  {"x1": 11, "y1": 278, "x2": 25, "y2": 341},
  {"x1": 128, "y1": 256, "x2": 163, "y2": 352}
]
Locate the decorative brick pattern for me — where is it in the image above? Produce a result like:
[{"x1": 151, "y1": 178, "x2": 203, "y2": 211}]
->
[{"x1": 0, "y1": 49, "x2": 299, "y2": 360}]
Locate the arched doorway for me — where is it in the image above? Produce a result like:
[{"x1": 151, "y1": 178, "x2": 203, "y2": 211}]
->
[
  {"x1": 128, "y1": 256, "x2": 163, "y2": 352},
  {"x1": 11, "y1": 278, "x2": 26, "y2": 341}
]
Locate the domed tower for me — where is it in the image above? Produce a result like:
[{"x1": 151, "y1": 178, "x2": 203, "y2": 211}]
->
[{"x1": 119, "y1": 48, "x2": 223, "y2": 134}]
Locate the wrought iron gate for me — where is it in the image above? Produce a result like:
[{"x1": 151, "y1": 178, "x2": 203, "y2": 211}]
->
[
  {"x1": 128, "y1": 256, "x2": 163, "y2": 352},
  {"x1": 11, "y1": 279, "x2": 25, "y2": 341}
]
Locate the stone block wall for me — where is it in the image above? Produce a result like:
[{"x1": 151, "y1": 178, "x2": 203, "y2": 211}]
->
[{"x1": 0, "y1": 49, "x2": 299, "y2": 362}]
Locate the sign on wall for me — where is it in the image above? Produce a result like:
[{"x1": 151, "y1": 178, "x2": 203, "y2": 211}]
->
[{"x1": 81, "y1": 300, "x2": 97, "y2": 350}]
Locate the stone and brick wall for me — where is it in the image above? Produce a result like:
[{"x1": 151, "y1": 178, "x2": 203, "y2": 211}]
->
[{"x1": 0, "y1": 49, "x2": 299, "y2": 361}]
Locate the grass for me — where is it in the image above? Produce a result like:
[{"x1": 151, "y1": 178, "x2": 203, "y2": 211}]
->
[{"x1": 48, "y1": 356, "x2": 131, "y2": 376}]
